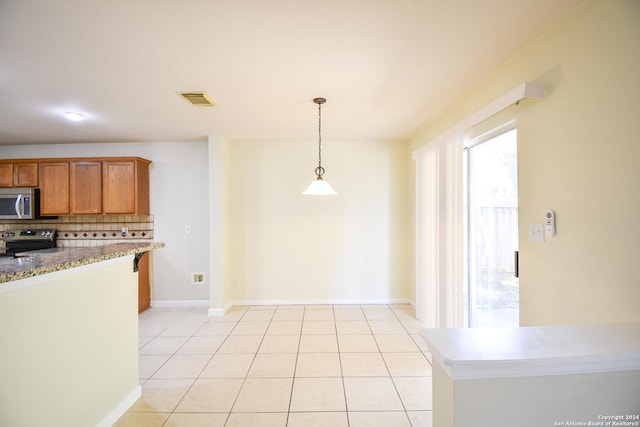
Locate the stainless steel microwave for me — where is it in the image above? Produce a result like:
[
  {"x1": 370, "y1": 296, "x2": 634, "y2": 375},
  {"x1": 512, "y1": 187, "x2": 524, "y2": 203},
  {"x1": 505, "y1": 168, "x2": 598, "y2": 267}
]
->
[{"x1": 0, "y1": 188, "x2": 40, "y2": 219}]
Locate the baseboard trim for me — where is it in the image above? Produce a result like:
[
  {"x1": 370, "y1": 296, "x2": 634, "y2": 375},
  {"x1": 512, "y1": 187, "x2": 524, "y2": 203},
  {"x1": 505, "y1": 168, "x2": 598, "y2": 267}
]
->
[
  {"x1": 96, "y1": 385, "x2": 141, "y2": 427},
  {"x1": 150, "y1": 298, "x2": 416, "y2": 315},
  {"x1": 227, "y1": 298, "x2": 415, "y2": 307},
  {"x1": 151, "y1": 299, "x2": 209, "y2": 308},
  {"x1": 208, "y1": 300, "x2": 234, "y2": 316}
]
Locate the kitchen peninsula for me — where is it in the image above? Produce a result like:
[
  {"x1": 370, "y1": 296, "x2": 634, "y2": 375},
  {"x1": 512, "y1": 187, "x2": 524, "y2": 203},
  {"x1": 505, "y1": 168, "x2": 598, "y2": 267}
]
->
[
  {"x1": 421, "y1": 324, "x2": 640, "y2": 427},
  {"x1": 0, "y1": 242, "x2": 164, "y2": 427}
]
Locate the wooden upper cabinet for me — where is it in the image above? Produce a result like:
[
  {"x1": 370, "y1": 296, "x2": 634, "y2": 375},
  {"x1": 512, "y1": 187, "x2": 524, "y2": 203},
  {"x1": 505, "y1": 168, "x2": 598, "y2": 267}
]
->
[
  {"x1": 103, "y1": 159, "x2": 150, "y2": 214},
  {"x1": 70, "y1": 162, "x2": 102, "y2": 214},
  {"x1": 39, "y1": 162, "x2": 70, "y2": 215},
  {"x1": 13, "y1": 163, "x2": 38, "y2": 187},
  {"x1": 0, "y1": 162, "x2": 38, "y2": 187},
  {"x1": 2, "y1": 157, "x2": 150, "y2": 215},
  {"x1": 0, "y1": 164, "x2": 12, "y2": 187}
]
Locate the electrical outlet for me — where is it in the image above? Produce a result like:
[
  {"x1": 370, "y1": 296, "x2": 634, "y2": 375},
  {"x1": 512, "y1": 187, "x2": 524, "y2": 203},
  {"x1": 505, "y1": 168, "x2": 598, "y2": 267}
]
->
[
  {"x1": 121, "y1": 227, "x2": 128, "y2": 236},
  {"x1": 191, "y1": 272, "x2": 205, "y2": 285},
  {"x1": 327, "y1": 276, "x2": 333, "y2": 285}
]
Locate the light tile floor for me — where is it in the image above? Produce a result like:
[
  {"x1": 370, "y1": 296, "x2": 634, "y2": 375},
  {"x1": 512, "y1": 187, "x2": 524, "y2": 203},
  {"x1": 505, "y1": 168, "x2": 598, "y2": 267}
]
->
[{"x1": 115, "y1": 304, "x2": 433, "y2": 427}]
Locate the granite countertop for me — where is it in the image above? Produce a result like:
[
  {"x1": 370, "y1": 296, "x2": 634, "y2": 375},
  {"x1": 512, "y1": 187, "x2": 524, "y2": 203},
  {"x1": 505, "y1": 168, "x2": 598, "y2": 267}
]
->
[
  {"x1": 0, "y1": 242, "x2": 165, "y2": 284},
  {"x1": 421, "y1": 322, "x2": 640, "y2": 380}
]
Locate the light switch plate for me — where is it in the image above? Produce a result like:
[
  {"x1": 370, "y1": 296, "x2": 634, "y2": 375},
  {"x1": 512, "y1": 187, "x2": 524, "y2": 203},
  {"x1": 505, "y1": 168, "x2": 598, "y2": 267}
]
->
[{"x1": 529, "y1": 223, "x2": 544, "y2": 242}]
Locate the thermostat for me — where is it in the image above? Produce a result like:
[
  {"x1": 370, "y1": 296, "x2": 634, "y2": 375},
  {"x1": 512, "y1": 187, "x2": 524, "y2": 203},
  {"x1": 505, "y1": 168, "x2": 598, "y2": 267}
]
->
[{"x1": 545, "y1": 210, "x2": 556, "y2": 236}]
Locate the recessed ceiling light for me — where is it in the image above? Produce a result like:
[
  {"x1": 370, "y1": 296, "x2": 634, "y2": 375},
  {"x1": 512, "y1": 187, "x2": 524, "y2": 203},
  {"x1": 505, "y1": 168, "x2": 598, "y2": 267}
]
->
[{"x1": 64, "y1": 112, "x2": 84, "y2": 122}]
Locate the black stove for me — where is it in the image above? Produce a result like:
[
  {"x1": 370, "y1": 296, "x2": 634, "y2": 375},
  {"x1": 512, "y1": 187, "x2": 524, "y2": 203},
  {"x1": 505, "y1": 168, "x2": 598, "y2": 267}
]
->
[{"x1": 0, "y1": 228, "x2": 58, "y2": 258}]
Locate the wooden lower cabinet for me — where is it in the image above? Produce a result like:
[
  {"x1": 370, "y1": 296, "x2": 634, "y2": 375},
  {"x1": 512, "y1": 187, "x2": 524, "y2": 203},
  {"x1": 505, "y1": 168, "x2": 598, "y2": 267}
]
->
[{"x1": 138, "y1": 252, "x2": 151, "y2": 313}]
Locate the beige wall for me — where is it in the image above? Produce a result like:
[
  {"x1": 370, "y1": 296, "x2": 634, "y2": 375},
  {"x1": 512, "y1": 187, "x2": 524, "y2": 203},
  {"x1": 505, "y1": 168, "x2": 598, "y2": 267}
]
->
[
  {"x1": 228, "y1": 138, "x2": 411, "y2": 303},
  {"x1": 0, "y1": 257, "x2": 139, "y2": 427},
  {"x1": 208, "y1": 136, "x2": 233, "y2": 311},
  {"x1": 410, "y1": 0, "x2": 640, "y2": 325}
]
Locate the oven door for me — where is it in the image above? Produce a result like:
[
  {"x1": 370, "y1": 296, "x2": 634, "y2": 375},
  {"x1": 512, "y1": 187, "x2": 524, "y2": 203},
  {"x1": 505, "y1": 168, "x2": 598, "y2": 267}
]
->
[{"x1": 0, "y1": 189, "x2": 34, "y2": 219}]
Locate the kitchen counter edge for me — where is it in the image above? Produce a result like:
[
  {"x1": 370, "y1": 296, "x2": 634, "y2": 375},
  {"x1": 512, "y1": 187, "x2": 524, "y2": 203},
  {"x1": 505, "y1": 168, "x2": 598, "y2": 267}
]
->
[
  {"x1": 420, "y1": 322, "x2": 640, "y2": 381},
  {"x1": 0, "y1": 242, "x2": 165, "y2": 284}
]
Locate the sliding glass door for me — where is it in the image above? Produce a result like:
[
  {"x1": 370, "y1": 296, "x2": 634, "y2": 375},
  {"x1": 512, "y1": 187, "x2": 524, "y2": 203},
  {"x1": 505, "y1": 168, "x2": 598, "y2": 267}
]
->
[{"x1": 464, "y1": 127, "x2": 519, "y2": 327}]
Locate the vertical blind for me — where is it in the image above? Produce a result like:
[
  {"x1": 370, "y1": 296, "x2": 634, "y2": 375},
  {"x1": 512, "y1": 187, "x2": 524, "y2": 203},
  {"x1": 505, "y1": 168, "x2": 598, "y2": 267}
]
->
[
  {"x1": 414, "y1": 135, "x2": 463, "y2": 328},
  {"x1": 413, "y1": 82, "x2": 544, "y2": 328}
]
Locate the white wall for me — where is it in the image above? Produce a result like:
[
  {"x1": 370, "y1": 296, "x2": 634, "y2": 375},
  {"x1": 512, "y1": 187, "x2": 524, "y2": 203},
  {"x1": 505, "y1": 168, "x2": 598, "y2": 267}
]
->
[
  {"x1": 228, "y1": 138, "x2": 411, "y2": 304},
  {"x1": 410, "y1": 0, "x2": 640, "y2": 325},
  {"x1": 432, "y1": 361, "x2": 640, "y2": 427},
  {"x1": 0, "y1": 142, "x2": 210, "y2": 303}
]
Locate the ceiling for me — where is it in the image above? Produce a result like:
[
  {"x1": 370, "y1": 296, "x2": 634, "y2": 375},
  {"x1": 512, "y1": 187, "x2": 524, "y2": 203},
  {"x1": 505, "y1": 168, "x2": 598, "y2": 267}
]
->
[{"x1": 0, "y1": 0, "x2": 581, "y2": 145}]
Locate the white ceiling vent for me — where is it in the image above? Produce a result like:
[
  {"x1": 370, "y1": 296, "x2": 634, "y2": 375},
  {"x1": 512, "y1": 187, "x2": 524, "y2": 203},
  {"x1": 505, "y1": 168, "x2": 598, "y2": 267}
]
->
[{"x1": 178, "y1": 91, "x2": 216, "y2": 107}]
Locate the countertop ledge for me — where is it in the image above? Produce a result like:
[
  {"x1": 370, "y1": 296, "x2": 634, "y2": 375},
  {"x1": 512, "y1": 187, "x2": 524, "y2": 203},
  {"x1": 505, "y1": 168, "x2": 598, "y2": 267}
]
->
[
  {"x1": 421, "y1": 322, "x2": 640, "y2": 380},
  {"x1": 0, "y1": 242, "x2": 165, "y2": 284}
]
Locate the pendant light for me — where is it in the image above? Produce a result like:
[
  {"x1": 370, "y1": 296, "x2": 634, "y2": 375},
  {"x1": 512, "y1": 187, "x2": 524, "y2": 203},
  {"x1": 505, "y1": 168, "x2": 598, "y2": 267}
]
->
[{"x1": 303, "y1": 97, "x2": 337, "y2": 195}]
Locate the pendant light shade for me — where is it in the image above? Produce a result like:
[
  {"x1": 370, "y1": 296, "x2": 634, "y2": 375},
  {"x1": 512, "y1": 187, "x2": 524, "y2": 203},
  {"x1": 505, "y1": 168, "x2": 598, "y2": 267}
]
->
[
  {"x1": 303, "y1": 97, "x2": 336, "y2": 195},
  {"x1": 303, "y1": 176, "x2": 336, "y2": 195}
]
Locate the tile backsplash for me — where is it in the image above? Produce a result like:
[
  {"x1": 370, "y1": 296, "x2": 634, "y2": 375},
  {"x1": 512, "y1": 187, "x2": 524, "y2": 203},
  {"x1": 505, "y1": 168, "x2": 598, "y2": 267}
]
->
[{"x1": 0, "y1": 215, "x2": 154, "y2": 248}]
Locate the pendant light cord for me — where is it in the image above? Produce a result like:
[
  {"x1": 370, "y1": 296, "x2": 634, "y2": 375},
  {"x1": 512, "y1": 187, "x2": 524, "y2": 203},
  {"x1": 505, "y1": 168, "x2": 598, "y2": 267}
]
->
[
  {"x1": 318, "y1": 100, "x2": 322, "y2": 171},
  {"x1": 303, "y1": 96, "x2": 336, "y2": 195},
  {"x1": 314, "y1": 97, "x2": 326, "y2": 178}
]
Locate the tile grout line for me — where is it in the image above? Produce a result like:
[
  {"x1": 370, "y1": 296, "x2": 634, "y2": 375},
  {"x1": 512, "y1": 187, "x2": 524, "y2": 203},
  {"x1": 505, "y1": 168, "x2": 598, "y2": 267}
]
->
[
  {"x1": 284, "y1": 306, "x2": 306, "y2": 427},
  {"x1": 141, "y1": 307, "x2": 205, "y2": 385},
  {"x1": 387, "y1": 305, "x2": 418, "y2": 427},
  {"x1": 369, "y1": 305, "x2": 413, "y2": 425},
  {"x1": 334, "y1": 304, "x2": 351, "y2": 427},
  {"x1": 143, "y1": 307, "x2": 249, "y2": 426},
  {"x1": 223, "y1": 307, "x2": 274, "y2": 425},
  {"x1": 150, "y1": 307, "x2": 215, "y2": 427},
  {"x1": 182, "y1": 307, "x2": 240, "y2": 426}
]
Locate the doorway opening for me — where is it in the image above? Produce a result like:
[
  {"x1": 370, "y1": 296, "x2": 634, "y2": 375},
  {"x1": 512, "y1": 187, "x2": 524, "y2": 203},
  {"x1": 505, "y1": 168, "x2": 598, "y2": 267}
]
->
[{"x1": 464, "y1": 125, "x2": 519, "y2": 328}]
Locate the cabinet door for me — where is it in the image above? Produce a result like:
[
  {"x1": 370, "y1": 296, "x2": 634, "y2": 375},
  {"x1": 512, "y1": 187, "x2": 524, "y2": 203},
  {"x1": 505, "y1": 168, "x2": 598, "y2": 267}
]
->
[
  {"x1": 13, "y1": 163, "x2": 38, "y2": 187},
  {"x1": 103, "y1": 161, "x2": 136, "y2": 214},
  {"x1": 0, "y1": 164, "x2": 12, "y2": 187},
  {"x1": 70, "y1": 162, "x2": 102, "y2": 214},
  {"x1": 39, "y1": 163, "x2": 70, "y2": 215},
  {"x1": 138, "y1": 252, "x2": 150, "y2": 313}
]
